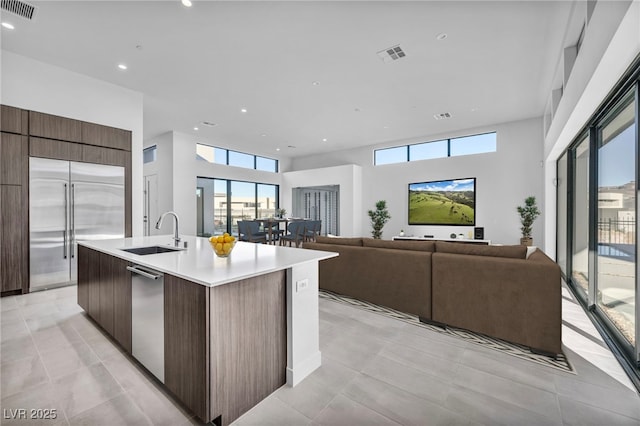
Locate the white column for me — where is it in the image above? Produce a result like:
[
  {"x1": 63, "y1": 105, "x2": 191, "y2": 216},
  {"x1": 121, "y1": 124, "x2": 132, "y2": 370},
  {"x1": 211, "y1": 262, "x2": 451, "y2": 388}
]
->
[{"x1": 285, "y1": 260, "x2": 321, "y2": 386}]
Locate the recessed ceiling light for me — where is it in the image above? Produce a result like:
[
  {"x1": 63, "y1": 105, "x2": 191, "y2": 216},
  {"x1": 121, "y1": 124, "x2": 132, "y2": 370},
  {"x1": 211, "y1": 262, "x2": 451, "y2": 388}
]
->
[
  {"x1": 193, "y1": 127, "x2": 199, "y2": 131},
  {"x1": 436, "y1": 33, "x2": 448, "y2": 41},
  {"x1": 1, "y1": 22, "x2": 15, "y2": 30},
  {"x1": 322, "y1": 138, "x2": 327, "y2": 142},
  {"x1": 383, "y1": 126, "x2": 389, "y2": 129},
  {"x1": 181, "y1": 0, "x2": 192, "y2": 7},
  {"x1": 261, "y1": 134, "x2": 267, "y2": 137},
  {"x1": 276, "y1": 148, "x2": 281, "y2": 151},
  {"x1": 312, "y1": 81, "x2": 320, "y2": 86},
  {"x1": 240, "y1": 108, "x2": 247, "y2": 113},
  {"x1": 117, "y1": 64, "x2": 128, "y2": 70}
]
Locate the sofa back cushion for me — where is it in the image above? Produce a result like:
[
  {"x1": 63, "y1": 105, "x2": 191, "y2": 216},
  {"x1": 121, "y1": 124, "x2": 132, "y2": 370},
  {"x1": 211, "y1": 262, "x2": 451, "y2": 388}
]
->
[
  {"x1": 315, "y1": 236, "x2": 363, "y2": 246},
  {"x1": 362, "y1": 238, "x2": 435, "y2": 252},
  {"x1": 435, "y1": 241, "x2": 527, "y2": 259}
]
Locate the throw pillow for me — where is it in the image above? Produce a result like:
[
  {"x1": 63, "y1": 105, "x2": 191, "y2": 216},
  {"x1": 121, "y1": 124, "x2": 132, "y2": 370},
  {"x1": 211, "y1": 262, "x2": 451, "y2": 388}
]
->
[
  {"x1": 435, "y1": 241, "x2": 527, "y2": 259},
  {"x1": 362, "y1": 238, "x2": 435, "y2": 252},
  {"x1": 315, "y1": 236, "x2": 363, "y2": 246}
]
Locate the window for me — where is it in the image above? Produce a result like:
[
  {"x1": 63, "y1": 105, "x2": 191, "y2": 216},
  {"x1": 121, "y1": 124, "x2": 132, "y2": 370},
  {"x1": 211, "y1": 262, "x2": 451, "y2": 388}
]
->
[
  {"x1": 196, "y1": 177, "x2": 279, "y2": 236},
  {"x1": 450, "y1": 133, "x2": 497, "y2": 157},
  {"x1": 374, "y1": 132, "x2": 496, "y2": 165},
  {"x1": 409, "y1": 140, "x2": 448, "y2": 161},
  {"x1": 560, "y1": 66, "x2": 640, "y2": 370},
  {"x1": 196, "y1": 143, "x2": 278, "y2": 172},
  {"x1": 228, "y1": 151, "x2": 254, "y2": 169},
  {"x1": 256, "y1": 156, "x2": 278, "y2": 172},
  {"x1": 143, "y1": 146, "x2": 156, "y2": 164},
  {"x1": 375, "y1": 146, "x2": 407, "y2": 165}
]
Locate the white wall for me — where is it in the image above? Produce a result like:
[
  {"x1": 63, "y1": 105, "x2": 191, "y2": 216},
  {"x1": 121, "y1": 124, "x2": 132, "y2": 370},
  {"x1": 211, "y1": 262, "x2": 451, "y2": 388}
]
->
[
  {"x1": 290, "y1": 118, "x2": 544, "y2": 245},
  {"x1": 282, "y1": 165, "x2": 363, "y2": 237},
  {"x1": 542, "y1": 1, "x2": 640, "y2": 257},
  {"x1": 1, "y1": 51, "x2": 145, "y2": 236}
]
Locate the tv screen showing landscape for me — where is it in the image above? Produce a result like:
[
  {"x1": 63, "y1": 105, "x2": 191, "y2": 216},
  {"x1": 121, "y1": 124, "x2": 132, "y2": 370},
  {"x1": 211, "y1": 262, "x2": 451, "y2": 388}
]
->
[{"x1": 408, "y1": 178, "x2": 476, "y2": 225}]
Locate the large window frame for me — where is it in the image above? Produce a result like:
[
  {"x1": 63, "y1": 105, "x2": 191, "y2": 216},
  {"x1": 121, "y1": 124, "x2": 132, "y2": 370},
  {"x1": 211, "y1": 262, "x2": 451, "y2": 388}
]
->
[
  {"x1": 558, "y1": 58, "x2": 640, "y2": 378},
  {"x1": 196, "y1": 143, "x2": 279, "y2": 173},
  {"x1": 374, "y1": 132, "x2": 496, "y2": 166},
  {"x1": 196, "y1": 176, "x2": 279, "y2": 236}
]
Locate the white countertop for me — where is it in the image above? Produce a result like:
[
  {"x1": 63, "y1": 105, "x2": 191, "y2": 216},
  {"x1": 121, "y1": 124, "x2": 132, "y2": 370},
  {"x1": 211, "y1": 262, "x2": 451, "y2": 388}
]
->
[{"x1": 79, "y1": 235, "x2": 338, "y2": 287}]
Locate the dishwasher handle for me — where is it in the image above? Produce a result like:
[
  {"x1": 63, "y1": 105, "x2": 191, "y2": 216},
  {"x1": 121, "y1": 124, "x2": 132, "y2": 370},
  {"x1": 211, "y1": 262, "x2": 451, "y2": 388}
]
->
[{"x1": 127, "y1": 266, "x2": 163, "y2": 280}]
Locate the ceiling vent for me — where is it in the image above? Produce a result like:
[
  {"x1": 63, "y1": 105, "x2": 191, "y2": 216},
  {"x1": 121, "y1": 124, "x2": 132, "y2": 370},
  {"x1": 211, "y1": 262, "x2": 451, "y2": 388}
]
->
[
  {"x1": 1, "y1": 0, "x2": 38, "y2": 20},
  {"x1": 377, "y1": 45, "x2": 406, "y2": 63},
  {"x1": 200, "y1": 121, "x2": 217, "y2": 127},
  {"x1": 433, "y1": 112, "x2": 452, "y2": 120}
]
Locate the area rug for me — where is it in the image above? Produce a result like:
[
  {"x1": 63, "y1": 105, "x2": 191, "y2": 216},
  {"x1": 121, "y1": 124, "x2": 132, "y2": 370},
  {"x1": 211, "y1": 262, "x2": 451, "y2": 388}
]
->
[{"x1": 319, "y1": 289, "x2": 574, "y2": 374}]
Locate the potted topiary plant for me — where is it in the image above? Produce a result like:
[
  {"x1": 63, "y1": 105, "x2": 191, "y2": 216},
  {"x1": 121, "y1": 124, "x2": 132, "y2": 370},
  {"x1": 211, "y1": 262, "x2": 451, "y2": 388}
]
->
[
  {"x1": 517, "y1": 196, "x2": 541, "y2": 246},
  {"x1": 368, "y1": 200, "x2": 391, "y2": 239}
]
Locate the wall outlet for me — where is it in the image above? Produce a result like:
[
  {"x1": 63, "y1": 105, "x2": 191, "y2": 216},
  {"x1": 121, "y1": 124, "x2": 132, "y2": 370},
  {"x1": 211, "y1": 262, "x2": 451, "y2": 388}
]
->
[{"x1": 296, "y1": 278, "x2": 309, "y2": 292}]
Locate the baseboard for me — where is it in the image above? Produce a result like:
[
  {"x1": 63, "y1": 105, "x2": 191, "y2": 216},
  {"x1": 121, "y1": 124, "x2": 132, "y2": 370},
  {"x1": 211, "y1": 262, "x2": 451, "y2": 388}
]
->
[
  {"x1": 286, "y1": 350, "x2": 322, "y2": 387},
  {"x1": 419, "y1": 317, "x2": 447, "y2": 329}
]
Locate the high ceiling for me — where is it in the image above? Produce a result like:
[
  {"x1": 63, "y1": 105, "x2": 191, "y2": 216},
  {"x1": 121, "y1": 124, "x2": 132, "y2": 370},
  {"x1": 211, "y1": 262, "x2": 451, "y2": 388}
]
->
[{"x1": 1, "y1": 1, "x2": 572, "y2": 158}]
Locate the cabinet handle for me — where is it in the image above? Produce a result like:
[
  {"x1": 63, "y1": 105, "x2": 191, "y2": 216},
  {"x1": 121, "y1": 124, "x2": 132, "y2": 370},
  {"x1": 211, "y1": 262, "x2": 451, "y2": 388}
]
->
[{"x1": 127, "y1": 266, "x2": 162, "y2": 280}]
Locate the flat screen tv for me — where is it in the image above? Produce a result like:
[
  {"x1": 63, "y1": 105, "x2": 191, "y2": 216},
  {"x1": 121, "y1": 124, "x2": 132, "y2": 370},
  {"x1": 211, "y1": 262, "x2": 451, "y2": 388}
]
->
[{"x1": 408, "y1": 178, "x2": 476, "y2": 225}]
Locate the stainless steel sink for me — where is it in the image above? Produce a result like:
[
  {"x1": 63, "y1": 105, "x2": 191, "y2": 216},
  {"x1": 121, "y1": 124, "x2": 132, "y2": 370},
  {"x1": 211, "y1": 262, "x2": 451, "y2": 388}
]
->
[{"x1": 121, "y1": 245, "x2": 184, "y2": 255}]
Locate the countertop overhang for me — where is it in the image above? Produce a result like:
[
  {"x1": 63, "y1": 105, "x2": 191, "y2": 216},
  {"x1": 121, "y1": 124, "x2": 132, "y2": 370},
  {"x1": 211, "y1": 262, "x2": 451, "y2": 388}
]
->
[{"x1": 79, "y1": 235, "x2": 338, "y2": 287}]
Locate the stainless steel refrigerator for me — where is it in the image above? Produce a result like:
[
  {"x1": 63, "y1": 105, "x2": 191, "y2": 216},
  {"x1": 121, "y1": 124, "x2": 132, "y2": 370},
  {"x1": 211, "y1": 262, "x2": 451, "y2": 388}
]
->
[{"x1": 29, "y1": 157, "x2": 125, "y2": 290}]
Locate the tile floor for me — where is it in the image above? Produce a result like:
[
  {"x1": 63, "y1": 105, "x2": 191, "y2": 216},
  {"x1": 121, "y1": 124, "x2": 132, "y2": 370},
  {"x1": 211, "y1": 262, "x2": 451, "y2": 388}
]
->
[{"x1": 1, "y1": 284, "x2": 639, "y2": 426}]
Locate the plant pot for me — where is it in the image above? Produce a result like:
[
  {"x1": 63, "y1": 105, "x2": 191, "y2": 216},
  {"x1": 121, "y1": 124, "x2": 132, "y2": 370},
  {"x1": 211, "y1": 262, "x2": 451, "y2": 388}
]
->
[{"x1": 520, "y1": 237, "x2": 533, "y2": 246}]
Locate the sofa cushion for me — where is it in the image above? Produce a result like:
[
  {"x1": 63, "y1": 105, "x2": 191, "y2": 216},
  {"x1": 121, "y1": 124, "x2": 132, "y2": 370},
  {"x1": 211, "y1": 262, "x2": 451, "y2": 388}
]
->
[
  {"x1": 435, "y1": 241, "x2": 526, "y2": 259},
  {"x1": 315, "y1": 236, "x2": 363, "y2": 246},
  {"x1": 362, "y1": 238, "x2": 435, "y2": 252}
]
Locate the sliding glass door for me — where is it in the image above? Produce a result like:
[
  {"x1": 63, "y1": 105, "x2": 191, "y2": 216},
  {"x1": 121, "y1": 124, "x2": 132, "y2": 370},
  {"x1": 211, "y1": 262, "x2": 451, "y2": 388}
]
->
[
  {"x1": 196, "y1": 177, "x2": 279, "y2": 237},
  {"x1": 560, "y1": 80, "x2": 639, "y2": 366},
  {"x1": 596, "y1": 92, "x2": 636, "y2": 348},
  {"x1": 572, "y1": 136, "x2": 590, "y2": 297}
]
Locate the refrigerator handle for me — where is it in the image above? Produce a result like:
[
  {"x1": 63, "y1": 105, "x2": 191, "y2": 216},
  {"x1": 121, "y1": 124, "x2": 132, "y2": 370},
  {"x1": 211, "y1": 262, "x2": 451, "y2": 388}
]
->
[
  {"x1": 64, "y1": 183, "x2": 68, "y2": 259},
  {"x1": 71, "y1": 183, "x2": 75, "y2": 259},
  {"x1": 146, "y1": 180, "x2": 151, "y2": 236}
]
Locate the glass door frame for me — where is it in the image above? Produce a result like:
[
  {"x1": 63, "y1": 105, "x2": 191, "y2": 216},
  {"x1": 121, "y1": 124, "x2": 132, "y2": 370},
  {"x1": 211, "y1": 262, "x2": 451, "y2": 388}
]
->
[
  {"x1": 561, "y1": 77, "x2": 640, "y2": 367},
  {"x1": 197, "y1": 176, "x2": 280, "y2": 236}
]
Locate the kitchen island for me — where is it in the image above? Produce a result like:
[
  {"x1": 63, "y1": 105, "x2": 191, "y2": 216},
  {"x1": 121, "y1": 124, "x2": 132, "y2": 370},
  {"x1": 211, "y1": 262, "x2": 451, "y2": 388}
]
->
[{"x1": 77, "y1": 235, "x2": 337, "y2": 426}]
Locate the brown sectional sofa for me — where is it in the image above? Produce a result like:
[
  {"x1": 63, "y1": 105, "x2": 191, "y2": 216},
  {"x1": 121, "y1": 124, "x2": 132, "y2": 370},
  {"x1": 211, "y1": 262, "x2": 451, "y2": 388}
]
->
[{"x1": 303, "y1": 237, "x2": 562, "y2": 355}]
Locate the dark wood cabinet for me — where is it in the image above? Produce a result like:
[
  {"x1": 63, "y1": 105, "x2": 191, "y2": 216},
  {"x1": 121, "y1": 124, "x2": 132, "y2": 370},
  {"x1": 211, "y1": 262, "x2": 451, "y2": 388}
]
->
[
  {"x1": 164, "y1": 274, "x2": 210, "y2": 421},
  {"x1": 77, "y1": 245, "x2": 91, "y2": 311},
  {"x1": 0, "y1": 186, "x2": 23, "y2": 293},
  {"x1": 1, "y1": 105, "x2": 28, "y2": 135},
  {"x1": 1, "y1": 133, "x2": 27, "y2": 185},
  {"x1": 101, "y1": 253, "x2": 131, "y2": 352},
  {"x1": 82, "y1": 144, "x2": 128, "y2": 167},
  {"x1": 29, "y1": 111, "x2": 82, "y2": 142},
  {"x1": 77, "y1": 246, "x2": 131, "y2": 352},
  {"x1": 29, "y1": 137, "x2": 83, "y2": 162},
  {"x1": 82, "y1": 122, "x2": 131, "y2": 151}
]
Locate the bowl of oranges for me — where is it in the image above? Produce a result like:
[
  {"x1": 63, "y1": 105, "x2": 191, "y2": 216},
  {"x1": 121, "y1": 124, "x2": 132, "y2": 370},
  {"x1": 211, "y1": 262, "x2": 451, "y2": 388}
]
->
[{"x1": 208, "y1": 233, "x2": 236, "y2": 258}]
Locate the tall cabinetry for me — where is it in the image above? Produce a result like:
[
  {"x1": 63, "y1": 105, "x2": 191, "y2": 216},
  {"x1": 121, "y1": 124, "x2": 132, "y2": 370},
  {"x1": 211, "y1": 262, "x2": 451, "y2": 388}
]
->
[
  {"x1": 0, "y1": 105, "x2": 133, "y2": 296},
  {"x1": 0, "y1": 106, "x2": 29, "y2": 294}
]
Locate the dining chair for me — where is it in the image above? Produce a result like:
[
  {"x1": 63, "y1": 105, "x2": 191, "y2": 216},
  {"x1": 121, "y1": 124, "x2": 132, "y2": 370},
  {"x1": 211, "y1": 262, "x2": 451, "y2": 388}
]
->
[
  {"x1": 279, "y1": 220, "x2": 306, "y2": 247},
  {"x1": 304, "y1": 220, "x2": 322, "y2": 242},
  {"x1": 265, "y1": 221, "x2": 284, "y2": 244},
  {"x1": 238, "y1": 220, "x2": 267, "y2": 243}
]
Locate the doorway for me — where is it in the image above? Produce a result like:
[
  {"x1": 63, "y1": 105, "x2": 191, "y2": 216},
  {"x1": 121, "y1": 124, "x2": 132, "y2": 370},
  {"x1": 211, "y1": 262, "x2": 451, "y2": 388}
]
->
[{"x1": 292, "y1": 185, "x2": 339, "y2": 236}]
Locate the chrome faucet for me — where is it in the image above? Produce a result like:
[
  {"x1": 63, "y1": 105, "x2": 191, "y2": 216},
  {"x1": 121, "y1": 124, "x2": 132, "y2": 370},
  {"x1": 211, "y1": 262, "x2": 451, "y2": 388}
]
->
[{"x1": 156, "y1": 211, "x2": 181, "y2": 246}]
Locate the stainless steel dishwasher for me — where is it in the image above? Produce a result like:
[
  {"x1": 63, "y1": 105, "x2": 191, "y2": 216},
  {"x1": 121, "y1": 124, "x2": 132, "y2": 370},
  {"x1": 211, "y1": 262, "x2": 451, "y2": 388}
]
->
[{"x1": 128, "y1": 264, "x2": 165, "y2": 383}]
